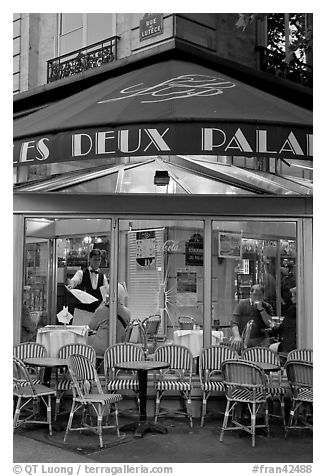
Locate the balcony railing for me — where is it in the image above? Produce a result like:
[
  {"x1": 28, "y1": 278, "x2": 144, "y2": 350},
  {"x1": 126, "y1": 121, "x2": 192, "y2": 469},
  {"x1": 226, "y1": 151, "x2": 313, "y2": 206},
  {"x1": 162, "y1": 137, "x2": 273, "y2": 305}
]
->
[
  {"x1": 47, "y1": 36, "x2": 119, "y2": 83},
  {"x1": 257, "y1": 46, "x2": 312, "y2": 88}
]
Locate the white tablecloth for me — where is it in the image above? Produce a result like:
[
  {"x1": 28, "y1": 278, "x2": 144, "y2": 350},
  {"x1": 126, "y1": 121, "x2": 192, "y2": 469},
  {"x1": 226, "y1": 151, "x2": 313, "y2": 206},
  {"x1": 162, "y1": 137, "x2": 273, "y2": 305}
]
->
[
  {"x1": 173, "y1": 329, "x2": 224, "y2": 357},
  {"x1": 36, "y1": 325, "x2": 88, "y2": 357}
]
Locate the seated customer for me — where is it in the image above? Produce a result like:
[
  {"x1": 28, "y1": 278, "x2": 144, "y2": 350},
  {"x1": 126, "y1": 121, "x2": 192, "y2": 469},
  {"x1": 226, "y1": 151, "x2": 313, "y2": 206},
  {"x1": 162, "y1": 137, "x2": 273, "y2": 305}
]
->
[
  {"x1": 21, "y1": 303, "x2": 37, "y2": 342},
  {"x1": 230, "y1": 284, "x2": 275, "y2": 353},
  {"x1": 271, "y1": 287, "x2": 297, "y2": 353},
  {"x1": 87, "y1": 283, "x2": 131, "y2": 355}
]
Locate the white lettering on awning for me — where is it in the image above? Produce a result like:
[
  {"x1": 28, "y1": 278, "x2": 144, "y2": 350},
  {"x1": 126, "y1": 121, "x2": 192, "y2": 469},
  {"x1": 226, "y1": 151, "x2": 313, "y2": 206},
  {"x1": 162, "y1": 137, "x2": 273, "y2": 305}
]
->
[
  {"x1": 143, "y1": 128, "x2": 170, "y2": 152},
  {"x1": 225, "y1": 128, "x2": 253, "y2": 153},
  {"x1": 279, "y1": 131, "x2": 304, "y2": 156}
]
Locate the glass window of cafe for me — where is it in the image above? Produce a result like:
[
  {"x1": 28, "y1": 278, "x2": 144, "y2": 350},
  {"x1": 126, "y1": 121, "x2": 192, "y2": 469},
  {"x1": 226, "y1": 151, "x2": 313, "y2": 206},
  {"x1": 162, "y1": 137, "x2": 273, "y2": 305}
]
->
[
  {"x1": 211, "y1": 220, "x2": 296, "y2": 343},
  {"x1": 21, "y1": 216, "x2": 297, "y2": 350}
]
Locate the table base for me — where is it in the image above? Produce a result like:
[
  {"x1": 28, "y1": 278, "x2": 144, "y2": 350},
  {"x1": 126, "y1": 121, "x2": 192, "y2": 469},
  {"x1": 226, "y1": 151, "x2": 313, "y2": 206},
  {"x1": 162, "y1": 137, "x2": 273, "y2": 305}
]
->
[{"x1": 120, "y1": 420, "x2": 168, "y2": 438}]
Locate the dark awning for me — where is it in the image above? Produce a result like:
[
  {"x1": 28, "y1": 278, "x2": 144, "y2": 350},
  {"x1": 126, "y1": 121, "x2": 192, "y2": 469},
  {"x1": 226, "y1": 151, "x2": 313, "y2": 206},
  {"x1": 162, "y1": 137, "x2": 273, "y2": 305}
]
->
[{"x1": 13, "y1": 59, "x2": 312, "y2": 166}]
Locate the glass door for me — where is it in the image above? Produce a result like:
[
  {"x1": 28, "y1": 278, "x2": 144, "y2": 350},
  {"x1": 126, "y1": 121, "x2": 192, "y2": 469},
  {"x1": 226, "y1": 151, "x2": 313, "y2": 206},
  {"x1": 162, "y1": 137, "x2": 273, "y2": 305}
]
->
[
  {"x1": 118, "y1": 219, "x2": 204, "y2": 348},
  {"x1": 22, "y1": 217, "x2": 111, "y2": 342}
]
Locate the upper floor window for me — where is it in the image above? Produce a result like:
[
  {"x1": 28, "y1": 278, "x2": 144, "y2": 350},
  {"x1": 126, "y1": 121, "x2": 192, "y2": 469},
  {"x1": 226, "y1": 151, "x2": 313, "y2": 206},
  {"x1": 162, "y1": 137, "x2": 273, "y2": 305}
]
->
[
  {"x1": 261, "y1": 13, "x2": 312, "y2": 87},
  {"x1": 58, "y1": 13, "x2": 115, "y2": 55}
]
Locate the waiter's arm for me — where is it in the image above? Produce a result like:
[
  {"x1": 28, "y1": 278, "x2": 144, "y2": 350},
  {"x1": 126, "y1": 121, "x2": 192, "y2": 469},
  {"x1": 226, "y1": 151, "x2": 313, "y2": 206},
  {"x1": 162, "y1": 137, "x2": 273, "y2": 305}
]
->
[{"x1": 67, "y1": 269, "x2": 83, "y2": 289}]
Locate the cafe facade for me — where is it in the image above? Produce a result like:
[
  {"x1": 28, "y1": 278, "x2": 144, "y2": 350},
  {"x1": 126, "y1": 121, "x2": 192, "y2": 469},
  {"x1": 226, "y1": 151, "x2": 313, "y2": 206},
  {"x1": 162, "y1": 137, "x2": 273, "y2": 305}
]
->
[{"x1": 13, "y1": 17, "x2": 313, "y2": 351}]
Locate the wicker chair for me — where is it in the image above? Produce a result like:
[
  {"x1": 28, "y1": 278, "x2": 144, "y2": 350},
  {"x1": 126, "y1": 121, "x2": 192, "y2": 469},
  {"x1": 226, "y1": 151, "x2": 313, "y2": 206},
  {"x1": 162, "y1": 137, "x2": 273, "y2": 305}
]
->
[
  {"x1": 287, "y1": 349, "x2": 313, "y2": 363},
  {"x1": 54, "y1": 343, "x2": 97, "y2": 419},
  {"x1": 104, "y1": 343, "x2": 145, "y2": 411},
  {"x1": 178, "y1": 316, "x2": 199, "y2": 330},
  {"x1": 199, "y1": 345, "x2": 239, "y2": 427},
  {"x1": 284, "y1": 360, "x2": 313, "y2": 438},
  {"x1": 219, "y1": 359, "x2": 270, "y2": 447},
  {"x1": 242, "y1": 346, "x2": 287, "y2": 431},
  {"x1": 13, "y1": 342, "x2": 47, "y2": 384},
  {"x1": 142, "y1": 314, "x2": 161, "y2": 355},
  {"x1": 153, "y1": 344, "x2": 193, "y2": 427},
  {"x1": 13, "y1": 356, "x2": 56, "y2": 435},
  {"x1": 64, "y1": 354, "x2": 122, "y2": 448}
]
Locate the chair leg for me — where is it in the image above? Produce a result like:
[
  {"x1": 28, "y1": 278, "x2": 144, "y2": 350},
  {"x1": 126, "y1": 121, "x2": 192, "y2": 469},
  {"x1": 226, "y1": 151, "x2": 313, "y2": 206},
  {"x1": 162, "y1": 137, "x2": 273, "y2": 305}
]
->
[
  {"x1": 288, "y1": 399, "x2": 297, "y2": 429},
  {"x1": 280, "y1": 397, "x2": 286, "y2": 436},
  {"x1": 200, "y1": 395, "x2": 207, "y2": 427},
  {"x1": 45, "y1": 396, "x2": 53, "y2": 436},
  {"x1": 219, "y1": 399, "x2": 231, "y2": 442},
  {"x1": 13, "y1": 396, "x2": 22, "y2": 430},
  {"x1": 97, "y1": 405, "x2": 103, "y2": 448},
  {"x1": 154, "y1": 391, "x2": 161, "y2": 423},
  {"x1": 64, "y1": 400, "x2": 76, "y2": 444},
  {"x1": 113, "y1": 403, "x2": 120, "y2": 437},
  {"x1": 186, "y1": 394, "x2": 193, "y2": 428},
  {"x1": 251, "y1": 402, "x2": 256, "y2": 448},
  {"x1": 54, "y1": 392, "x2": 62, "y2": 421}
]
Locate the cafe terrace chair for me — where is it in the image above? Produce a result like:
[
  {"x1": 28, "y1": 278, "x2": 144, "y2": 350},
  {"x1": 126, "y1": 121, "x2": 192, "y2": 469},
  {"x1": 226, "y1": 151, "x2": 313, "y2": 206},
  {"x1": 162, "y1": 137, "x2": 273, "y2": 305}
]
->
[
  {"x1": 13, "y1": 342, "x2": 47, "y2": 384},
  {"x1": 64, "y1": 354, "x2": 122, "y2": 449},
  {"x1": 219, "y1": 359, "x2": 269, "y2": 448},
  {"x1": 178, "y1": 316, "x2": 199, "y2": 330},
  {"x1": 124, "y1": 319, "x2": 146, "y2": 345},
  {"x1": 104, "y1": 343, "x2": 145, "y2": 410},
  {"x1": 54, "y1": 343, "x2": 97, "y2": 419},
  {"x1": 153, "y1": 343, "x2": 193, "y2": 427},
  {"x1": 199, "y1": 345, "x2": 239, "y2": 427},
  {"x1": 242, "y1": 346, "x2": 287, "y2": 431},
  {"x1": 284, "y1": 360, "x2": 313, "y2": 438},
  {"x1": 13, "y1": 356, "x2": 56, "y2": 435},
  {"x1": 287, "y1": 349, "x2": 313, "y2": 363}
]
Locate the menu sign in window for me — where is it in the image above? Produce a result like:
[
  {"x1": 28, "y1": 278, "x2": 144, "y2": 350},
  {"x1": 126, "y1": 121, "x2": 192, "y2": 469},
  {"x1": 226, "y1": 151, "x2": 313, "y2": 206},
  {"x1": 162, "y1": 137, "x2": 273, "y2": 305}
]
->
[
  {"x1": 136, "y1": 230, "x2": 156, "y2": 268},
  {"x1": 218, "y1": 232, "x2": 242, "y2": 259},
  {"x1": 139, "y1": 13, "x2": 163, "y2": 41},
  {"x1": 185, "y1": 233, "x2": 203, "y2": 266}
]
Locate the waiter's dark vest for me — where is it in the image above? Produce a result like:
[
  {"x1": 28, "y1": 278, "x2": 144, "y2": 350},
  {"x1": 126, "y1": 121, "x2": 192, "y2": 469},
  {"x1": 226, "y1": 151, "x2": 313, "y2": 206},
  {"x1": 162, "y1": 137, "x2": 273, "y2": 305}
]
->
[{"x1": 75, "y1": 269, "x2": 104, "y2": 313}]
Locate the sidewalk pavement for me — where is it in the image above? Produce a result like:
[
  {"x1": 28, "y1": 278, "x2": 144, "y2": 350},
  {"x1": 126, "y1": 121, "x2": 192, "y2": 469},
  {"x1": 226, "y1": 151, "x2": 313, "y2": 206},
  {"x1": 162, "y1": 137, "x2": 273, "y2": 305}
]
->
[{"x1": 13, "y1": 416, "x2": 313, "y2": 464}]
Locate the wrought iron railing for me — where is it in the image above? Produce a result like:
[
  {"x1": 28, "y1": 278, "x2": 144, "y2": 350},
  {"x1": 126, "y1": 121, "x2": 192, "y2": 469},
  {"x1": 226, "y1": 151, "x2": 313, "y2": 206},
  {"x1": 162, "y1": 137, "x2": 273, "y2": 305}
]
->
[
  {"x1": 47, "y1": 36, "x2": 119, "y2": 83},
  {"x1": 257, "y1": 46, "x2": 312, "y2": 88}
]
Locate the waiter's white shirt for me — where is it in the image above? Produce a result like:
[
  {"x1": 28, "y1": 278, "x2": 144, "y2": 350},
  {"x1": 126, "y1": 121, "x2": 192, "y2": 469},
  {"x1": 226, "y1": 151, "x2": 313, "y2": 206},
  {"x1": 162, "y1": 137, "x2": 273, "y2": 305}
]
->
[{"x1": 69, "y1": 266, "x2": 109, "y2": 291}]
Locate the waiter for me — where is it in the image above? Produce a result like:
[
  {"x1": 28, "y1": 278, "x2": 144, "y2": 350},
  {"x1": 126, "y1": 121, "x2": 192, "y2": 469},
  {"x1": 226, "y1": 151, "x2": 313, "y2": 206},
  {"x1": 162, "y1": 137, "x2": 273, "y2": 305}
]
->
[{"x1": 67, "y1": 249, "x2": 109, "y2": 325}]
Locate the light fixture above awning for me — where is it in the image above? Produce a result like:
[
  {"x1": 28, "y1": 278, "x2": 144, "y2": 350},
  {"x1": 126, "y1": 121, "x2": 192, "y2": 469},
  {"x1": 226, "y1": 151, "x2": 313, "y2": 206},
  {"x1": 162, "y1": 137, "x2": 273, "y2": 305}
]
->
[{"x1": 13, "y1": 58, "x2": 312, "y2": 167}]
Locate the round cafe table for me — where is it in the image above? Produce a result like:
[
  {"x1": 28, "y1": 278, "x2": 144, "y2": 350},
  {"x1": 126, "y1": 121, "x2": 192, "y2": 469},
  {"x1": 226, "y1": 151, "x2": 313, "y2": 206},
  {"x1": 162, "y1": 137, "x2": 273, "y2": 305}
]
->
[
  {"x1": 253, "y1": 362, "x2": 281, "y2": 373},
  {"x1": 23, "y1": 357, "x2": 69, "y2": 386},
  {"x1": 115, "y1": 360, "x2": 170, "y2": 438}
]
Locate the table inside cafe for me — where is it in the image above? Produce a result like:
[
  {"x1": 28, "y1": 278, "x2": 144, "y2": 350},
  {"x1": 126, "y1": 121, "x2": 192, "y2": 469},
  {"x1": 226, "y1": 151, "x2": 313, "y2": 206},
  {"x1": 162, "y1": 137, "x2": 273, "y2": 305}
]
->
[
  {"x1": 173, "y1": 329, "x2": 224, "y2": 358},
  {"x1": 36, "y1": 325, "x2": 88, "y2": 357}
]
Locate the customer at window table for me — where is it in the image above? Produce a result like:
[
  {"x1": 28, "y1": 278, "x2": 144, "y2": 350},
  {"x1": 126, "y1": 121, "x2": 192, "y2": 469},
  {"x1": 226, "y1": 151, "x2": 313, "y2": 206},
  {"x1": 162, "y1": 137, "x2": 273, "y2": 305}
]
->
[
  {"x1": 67, "y1": 249, "x2": 109, "y2": 326},
  {"x1": 21, "y1": 303, "x2": 37, "y2": 342},
  {"x1": 230, "y1": 284, "x2": 275, "y2": 353},
  {"x1": 271, "y1": 287, "x2": 297, "y2": 353},
  {"x1": 87, "y1": 283, "x2": 131, "y2": 355}
]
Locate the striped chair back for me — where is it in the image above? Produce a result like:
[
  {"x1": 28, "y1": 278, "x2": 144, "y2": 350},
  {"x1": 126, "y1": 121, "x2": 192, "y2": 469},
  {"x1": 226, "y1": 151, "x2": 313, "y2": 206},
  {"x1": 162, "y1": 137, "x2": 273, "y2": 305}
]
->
[
  {"x1": 13, "y1": 356, "x2": 34, "y2": 395},
  {"x1": 68, "y1": 354, "x2": 102, "y2": 402},
  {"x1": 57, "y1": 343, "x2": 96, "y2": 365},
  {"x1": 284, "y1": 360, "x2": 313, "y2": 399},
  {"x1": 200, "y1": 345, "x2": 239, "y2": 372},
  {"x1": 13, "y1": 342, "x2": 47, "y2": 360},
  {"x1": 287, "y1": 349, "x2": 313, "y2": 363},
  {"x1": 242, "y1": 347, "x2": 281, "y2": 366},
  {"x1": 154, "y1": 344, "x2": 193, "y2": 372},
  {"x1": 222, "y1": 359, "x2": 267, "y2": 388},
  {"x1": 104, "y1": 343, "x2": 145, "y2": 375}
]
